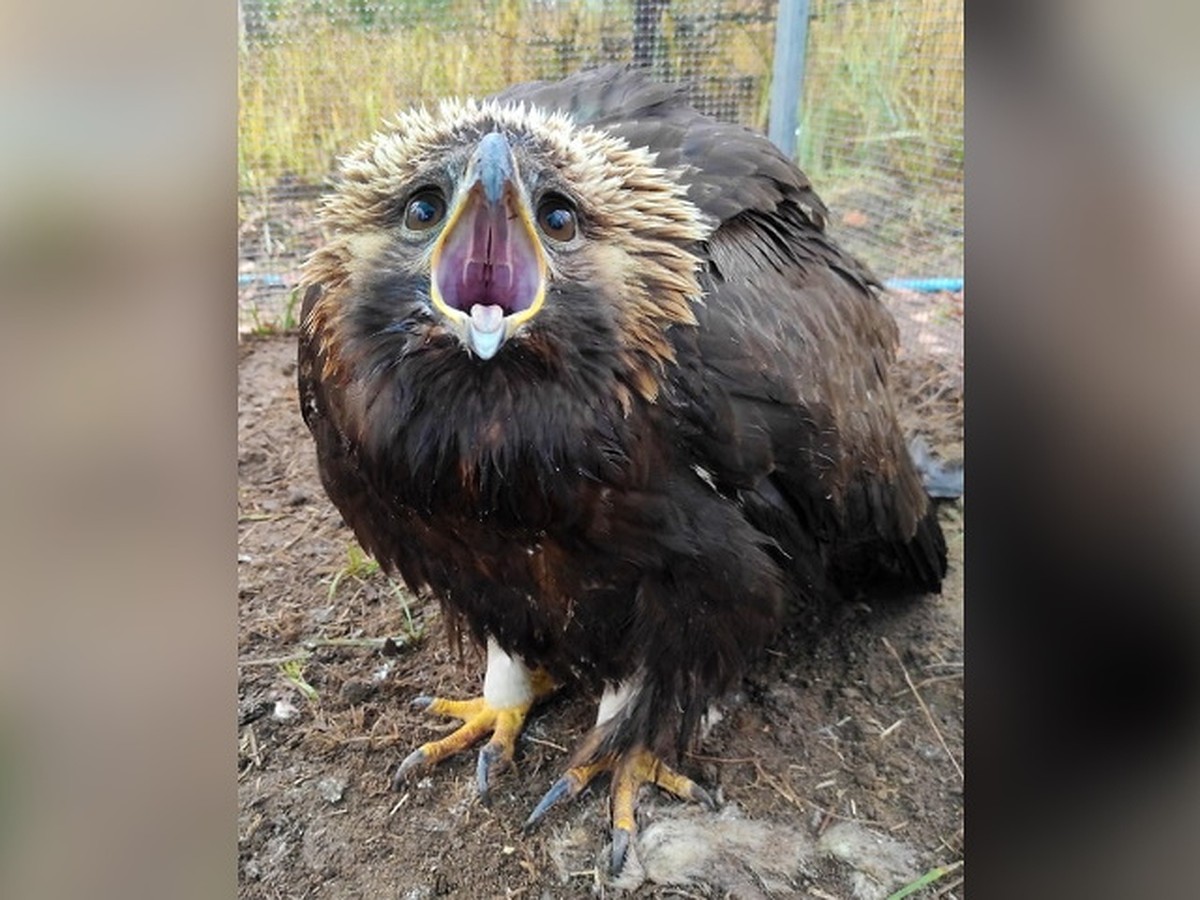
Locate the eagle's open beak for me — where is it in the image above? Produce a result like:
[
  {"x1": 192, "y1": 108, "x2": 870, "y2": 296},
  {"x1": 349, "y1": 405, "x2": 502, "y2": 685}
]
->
[{"x1": 430, "y1": 132, "x2": 547, "y2": 360}]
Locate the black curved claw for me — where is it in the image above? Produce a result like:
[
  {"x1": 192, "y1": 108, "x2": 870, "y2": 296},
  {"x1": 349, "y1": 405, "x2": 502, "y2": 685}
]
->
[
  {"x1": 391, "y1": 747, "x2": 426, "y2": 791},
  {"x1": 690, "y1": 781, "x2": 717, "y2": 811},
  {"x1": 409, "y1": 695, "x2": 434, "y2": 710},
  {"x1": 524, "y1": 775, "x2": 574, "y2": 830},
  {"x1": 475, "y1": 742, "x2": 505, "y2": 798},
  {"x1": 610, "y1": 826, "x2": 633, "y2": 876}
]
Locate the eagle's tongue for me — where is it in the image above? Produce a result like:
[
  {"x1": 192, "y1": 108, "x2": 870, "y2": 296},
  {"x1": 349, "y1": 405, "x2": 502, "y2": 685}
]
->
[
  {"x1": 469, "y1": 303, "x2": 504, "y2": 334},
  {"x1": 468, "y1": 303, "x2": 505, "y2": 360}
]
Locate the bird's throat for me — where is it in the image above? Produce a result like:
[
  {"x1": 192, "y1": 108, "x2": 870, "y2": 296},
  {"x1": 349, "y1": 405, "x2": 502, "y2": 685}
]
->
[{"x1": 434, "y1": 189, "x2": 543, "y2": 318}]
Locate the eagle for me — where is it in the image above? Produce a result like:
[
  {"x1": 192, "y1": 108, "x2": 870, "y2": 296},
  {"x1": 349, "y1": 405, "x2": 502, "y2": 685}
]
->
[{"x1": 298, "y1": 65, "x2": 947, "y2": 872}]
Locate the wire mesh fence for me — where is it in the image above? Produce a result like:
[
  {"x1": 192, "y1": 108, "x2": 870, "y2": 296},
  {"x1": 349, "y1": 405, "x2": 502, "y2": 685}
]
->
[{"x1": 238, "y1": 0, "x2": 962, "y2": 360}]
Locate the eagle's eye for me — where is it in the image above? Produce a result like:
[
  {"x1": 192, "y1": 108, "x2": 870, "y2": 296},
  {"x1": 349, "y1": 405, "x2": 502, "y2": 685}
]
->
[
  {"x1": 536, "y1": 195, "x2": 577, "y2": 242},
  {"x1": 404, "y1": 189, "x2": 446, "y2": 231}
]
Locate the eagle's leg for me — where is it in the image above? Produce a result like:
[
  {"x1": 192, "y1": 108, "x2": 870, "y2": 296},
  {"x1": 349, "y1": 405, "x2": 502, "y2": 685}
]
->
[
  {"x1": 525, "y1": 681, "x2": 715, "y2": 875},
  {"x1": 392, "y1": 637, "x2": 555, "y2": 795}
]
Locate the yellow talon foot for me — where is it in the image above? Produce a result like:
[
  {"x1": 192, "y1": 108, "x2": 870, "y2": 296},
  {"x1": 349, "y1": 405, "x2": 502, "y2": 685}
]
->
[
  {"x1": 526, "y1": 747, "x2": 716, "y2": 874},
  {"x1": 609, "y1": 750, "x2": 715, "y2": 873},
  {"x1": 391, "y1": 691, "x2": 543, "y2": 795}
]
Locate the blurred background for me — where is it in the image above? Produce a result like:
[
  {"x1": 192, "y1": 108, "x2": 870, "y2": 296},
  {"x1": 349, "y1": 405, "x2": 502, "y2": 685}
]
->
[{"x1": 237, "y1": 0, "x2": 964, "y2": 351}]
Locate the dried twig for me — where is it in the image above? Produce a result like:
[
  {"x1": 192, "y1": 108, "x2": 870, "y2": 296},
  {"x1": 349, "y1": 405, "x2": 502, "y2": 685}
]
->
[
  {"x1": 523, "y1": 735, "x2": 568, "y2": 753},
  {"x1": 889, "y1": 672, "x2": 964, "y2": 699},
  {"x1": 934, "y1": 875, "x2": 965, "y2": 897},
  {"x1": 239, "y1": 652, "x2": 313, "y2": 667},
  {"x1": 882, "y1": 637, "x2": 963, "y2": 782},
  {"x1": 750, "y1": 758, "x2": 804, "y2": 809}
]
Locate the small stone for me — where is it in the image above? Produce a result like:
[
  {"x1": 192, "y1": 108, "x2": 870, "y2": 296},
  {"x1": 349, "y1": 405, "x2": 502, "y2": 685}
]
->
[
  {"x1": 317, "y1": 776, "x2": 347, "y2": 804},
  {"x1": 272, "y1": 699, "x2": 298, "y2": 722}
]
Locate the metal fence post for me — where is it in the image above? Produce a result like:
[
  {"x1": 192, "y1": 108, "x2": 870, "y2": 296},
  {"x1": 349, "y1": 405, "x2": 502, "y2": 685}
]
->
[{"x1": 768, "y1": 0, "x2": 811, "y2": 160}]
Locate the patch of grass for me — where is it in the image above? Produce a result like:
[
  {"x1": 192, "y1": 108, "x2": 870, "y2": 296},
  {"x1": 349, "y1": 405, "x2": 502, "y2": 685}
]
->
[
  {"x1": 885, "y1": 859, "x2": 963, "y2": 899},
  {"x1": 240, "y1": 0, "x2": 960, "y2": 191},
  {"x1": 243, "y1": 302, "x2": 274, "y2": 337},
  {"x1": 243, "y1": 290, "x2": 302, "y2": 336},
  {"x1": 238, "y1": 0, "x2": 962, "y2": 282},
  {"x1": 279, "y1": 658, "x2": 320, "y2": 701},
  {"x1": 387, "y1": 579, "x2": 425, "y2": 643},
  {"x1": 326, "y1": 541, "x2": 426, "y2": 642},
  {"x1": 238, "y1": 0, "x2": 777, "y2": 191},
  {"x1": 797, "y1": 0, "x2": 963, "y2": 191},
  {"x1": 326, "y1": 542, "x2": 381, "y2": 601},
  {"x1": 280, "y1": 288, "x2": 303, "y2": 331},
  {"x1": 789, "y1": 0, "x2": 963, "y2": 278}
]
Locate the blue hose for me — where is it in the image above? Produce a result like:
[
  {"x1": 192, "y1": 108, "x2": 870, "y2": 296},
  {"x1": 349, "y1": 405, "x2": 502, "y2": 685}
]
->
[
  {"x1": 884, "y1": 278, "x2": 963, "y2": 293},
  {"x1": 238, "y1": 273, "x2": 287, "y2": 287}
]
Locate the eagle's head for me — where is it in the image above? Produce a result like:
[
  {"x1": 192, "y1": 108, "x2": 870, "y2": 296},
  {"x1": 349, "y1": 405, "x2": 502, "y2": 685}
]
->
[{"x1": 303, "y1": 98, "x2": 710, "y2": 404}]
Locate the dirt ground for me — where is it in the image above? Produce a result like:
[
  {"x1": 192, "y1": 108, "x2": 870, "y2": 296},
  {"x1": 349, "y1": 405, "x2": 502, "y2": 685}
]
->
[{"x1": 237, "y1": 303, "x2": 964, "y2": 898}]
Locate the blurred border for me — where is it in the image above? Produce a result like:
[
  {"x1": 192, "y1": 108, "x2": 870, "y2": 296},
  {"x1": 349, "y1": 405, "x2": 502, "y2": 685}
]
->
[
  {"x1": 967, "y1": 1, "x2": 1200, "y2": 896},
  {"x1": 1, "y1": 3, "x2": 237, "y2": 899}
]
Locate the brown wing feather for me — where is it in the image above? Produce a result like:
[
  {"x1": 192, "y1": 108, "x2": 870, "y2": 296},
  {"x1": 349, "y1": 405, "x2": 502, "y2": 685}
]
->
[
  {"x1": 680, "y1": 210, "x2": 945, "y2": 594},
  {"x1": 517, "y1": 68, "x2": 951, "y2": 595}
]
